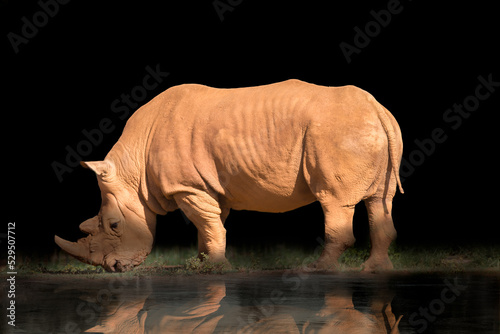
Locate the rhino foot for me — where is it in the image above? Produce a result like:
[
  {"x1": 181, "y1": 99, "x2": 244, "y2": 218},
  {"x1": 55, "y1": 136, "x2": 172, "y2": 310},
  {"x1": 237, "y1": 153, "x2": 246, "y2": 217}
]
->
[
  {"x1": 361, "y1": 256, "x2": 394, "y2": 273},
  {"x1": 194, "y1": 253, "x2": 232, "y2": 271},
  {"x1": 306, "y1": 258, "x2": 340, "y2": 271}
]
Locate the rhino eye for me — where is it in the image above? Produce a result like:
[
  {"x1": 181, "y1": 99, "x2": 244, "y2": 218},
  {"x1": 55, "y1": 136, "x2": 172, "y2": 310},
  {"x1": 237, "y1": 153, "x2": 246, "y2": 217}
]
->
[{"x1": 110, "y1": 222, "x2": 119, "y2": 229}]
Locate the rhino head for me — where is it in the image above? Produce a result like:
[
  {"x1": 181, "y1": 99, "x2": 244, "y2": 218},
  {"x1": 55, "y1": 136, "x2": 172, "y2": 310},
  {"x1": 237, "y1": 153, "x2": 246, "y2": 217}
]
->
[{"x1": 55, "y1": 160, "x2": 156, "y2": 272}]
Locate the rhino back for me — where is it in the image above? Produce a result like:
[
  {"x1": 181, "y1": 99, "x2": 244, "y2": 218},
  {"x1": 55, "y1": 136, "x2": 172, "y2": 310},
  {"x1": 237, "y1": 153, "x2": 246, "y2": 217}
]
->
[{"x1": 138, "y1": 80, "x2": 378, "y2": 212}]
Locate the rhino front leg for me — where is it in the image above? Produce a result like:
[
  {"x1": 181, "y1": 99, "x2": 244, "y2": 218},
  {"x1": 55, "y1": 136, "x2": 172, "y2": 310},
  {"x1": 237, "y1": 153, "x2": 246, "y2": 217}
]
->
[
  {"x1": 197, "y1": 207, "x2": 229, "y2": 260},
  {"x1": 175, "y1": 192, "x2": 229, "y2": 264},
  {"x1": 197, "y1": 231, "x2": 209, "y2": 259}
]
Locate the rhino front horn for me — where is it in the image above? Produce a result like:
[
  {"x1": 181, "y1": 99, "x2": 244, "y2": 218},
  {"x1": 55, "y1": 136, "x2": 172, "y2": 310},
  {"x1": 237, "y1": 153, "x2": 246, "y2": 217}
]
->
[{"x1": 54, "y1": 235, "x2": 91, "y2": 263}]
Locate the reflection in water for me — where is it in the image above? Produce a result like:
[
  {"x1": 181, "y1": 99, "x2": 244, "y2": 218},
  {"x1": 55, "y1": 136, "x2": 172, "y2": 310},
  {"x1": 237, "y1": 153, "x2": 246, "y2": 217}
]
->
[
  {"x1": 301, "y1": 288, "x2": 401, "y2": 334},
  {"x1": 83, "y1": 274, "x2": 400, "y2": 334},
  {"x1": 4, "y1": 272, "x2": 499, "y2": 333}
]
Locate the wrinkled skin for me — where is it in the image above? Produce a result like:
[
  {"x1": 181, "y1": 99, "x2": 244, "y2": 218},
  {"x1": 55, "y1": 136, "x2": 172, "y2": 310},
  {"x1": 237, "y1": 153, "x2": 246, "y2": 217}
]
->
[{"x1": 55, "y1": 79, "x2": 403, "y2": 272}]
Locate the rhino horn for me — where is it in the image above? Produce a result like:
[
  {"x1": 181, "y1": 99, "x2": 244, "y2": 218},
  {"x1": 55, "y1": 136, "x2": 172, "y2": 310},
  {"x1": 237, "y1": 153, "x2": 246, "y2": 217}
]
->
[
  {"x1": 79, "y1": 216, "x2": 99, "y2": 235},
  {"x1": 54, "y1": 235, "x2": 91, "y2": 263}
]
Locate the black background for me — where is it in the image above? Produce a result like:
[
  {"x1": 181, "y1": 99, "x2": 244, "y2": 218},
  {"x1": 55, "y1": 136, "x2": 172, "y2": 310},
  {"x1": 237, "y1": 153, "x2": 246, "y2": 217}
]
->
[{"x1": 2, "y1": 0, "x2": 499, "y2": 257}]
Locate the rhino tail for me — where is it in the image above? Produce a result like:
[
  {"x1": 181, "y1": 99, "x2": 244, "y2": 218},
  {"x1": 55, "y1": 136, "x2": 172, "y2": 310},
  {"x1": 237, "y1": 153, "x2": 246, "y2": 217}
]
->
[{"x1": 370, "y1": 95, "x2": 404, "y2": 194}]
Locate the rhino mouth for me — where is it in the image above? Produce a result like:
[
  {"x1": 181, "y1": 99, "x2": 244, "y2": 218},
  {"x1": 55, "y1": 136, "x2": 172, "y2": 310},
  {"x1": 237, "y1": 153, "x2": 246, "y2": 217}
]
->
[
  {"x1": 103, "y1": 259, "x2": 132, "y2": 272},
  {"x1": 103, "y1": 255, "x2": 146, "y2": 272},
  {"x1": 109, "y1": 260, "x2": 134, "y2": 272}
]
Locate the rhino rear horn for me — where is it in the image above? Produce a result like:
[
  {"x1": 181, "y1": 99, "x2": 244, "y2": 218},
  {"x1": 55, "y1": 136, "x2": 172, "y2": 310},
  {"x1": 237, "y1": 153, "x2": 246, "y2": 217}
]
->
[
  {"x1": 79, "y1": 216, "x2": 99, "y2": 235},
  {"x1": 54, "y1": 235, "x2": 91, "y2": 263}
]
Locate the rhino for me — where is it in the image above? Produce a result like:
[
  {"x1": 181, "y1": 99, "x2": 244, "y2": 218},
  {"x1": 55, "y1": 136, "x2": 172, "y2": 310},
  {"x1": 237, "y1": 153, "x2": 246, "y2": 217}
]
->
[{"x1": 55, "y1": 79, "x2": 404, "y2": 272}]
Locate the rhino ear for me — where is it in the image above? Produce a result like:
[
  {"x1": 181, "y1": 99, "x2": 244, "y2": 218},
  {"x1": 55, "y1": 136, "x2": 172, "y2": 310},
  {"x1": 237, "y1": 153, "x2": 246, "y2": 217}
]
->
[{"x1": 81, "y1": 160, "x2": 114, "y2": 179}]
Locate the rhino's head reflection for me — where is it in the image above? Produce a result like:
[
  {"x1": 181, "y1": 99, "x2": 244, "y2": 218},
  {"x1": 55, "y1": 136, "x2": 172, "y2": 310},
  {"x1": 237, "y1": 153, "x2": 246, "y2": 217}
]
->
[{"x1": 79, "y1": 277, "x2": 401, "y2": 334}]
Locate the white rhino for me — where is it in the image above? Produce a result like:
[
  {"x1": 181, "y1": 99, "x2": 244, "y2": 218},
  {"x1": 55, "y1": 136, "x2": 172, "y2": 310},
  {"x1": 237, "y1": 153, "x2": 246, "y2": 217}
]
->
[{"x1": 55, "y1": 79, "x2": 403, "y2": 272}]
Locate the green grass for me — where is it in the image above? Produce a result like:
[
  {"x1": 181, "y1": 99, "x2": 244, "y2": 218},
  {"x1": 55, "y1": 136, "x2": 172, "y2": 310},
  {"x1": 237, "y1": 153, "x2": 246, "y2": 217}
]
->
[
  {"x1": 9, "y1": 243, "x2": 500, "y2": 276},
  {"x1": 388, "y1": 243, "x2": 500, "y2": 271}
]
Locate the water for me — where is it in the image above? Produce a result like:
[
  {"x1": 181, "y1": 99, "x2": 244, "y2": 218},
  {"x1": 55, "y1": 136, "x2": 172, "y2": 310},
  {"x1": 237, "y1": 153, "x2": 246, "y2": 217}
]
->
[{"x1": 2, "y1": 272, "x2": 499, "y2": 333}]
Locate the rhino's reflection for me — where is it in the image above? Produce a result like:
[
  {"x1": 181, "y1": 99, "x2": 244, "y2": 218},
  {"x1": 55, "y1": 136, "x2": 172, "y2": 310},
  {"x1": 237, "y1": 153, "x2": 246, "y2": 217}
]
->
[
  {"x1": 301, "y1": 287, "x2": 402, "y2": 334},
  {"x1": 144, "y1": 281, "x2": 226, "y2": 334},
  {"x1": 82, "y1": 280, "x2": 225, "y2": 333},
  {"x1": 78, "y1": 276, "x2": 401, "y2": 334}
]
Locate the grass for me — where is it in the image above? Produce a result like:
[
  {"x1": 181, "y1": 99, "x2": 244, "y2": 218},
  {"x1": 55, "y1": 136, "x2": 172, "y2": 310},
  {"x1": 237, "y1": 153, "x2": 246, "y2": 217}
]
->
[{"x1": 8, "y1": 243, "x2": 500, "y2": 277}]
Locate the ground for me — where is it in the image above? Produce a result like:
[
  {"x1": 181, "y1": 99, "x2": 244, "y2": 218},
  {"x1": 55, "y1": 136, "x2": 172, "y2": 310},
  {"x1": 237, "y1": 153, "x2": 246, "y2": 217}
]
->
[{"x1": 10, "y1": 243, "x2": 500, "y2": 276}]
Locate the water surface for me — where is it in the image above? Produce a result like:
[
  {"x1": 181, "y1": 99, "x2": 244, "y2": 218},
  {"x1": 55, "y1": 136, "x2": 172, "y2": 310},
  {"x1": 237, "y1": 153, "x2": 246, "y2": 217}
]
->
[{"x1": 2, "y1": 271, "x2": 499, "y2": 333}]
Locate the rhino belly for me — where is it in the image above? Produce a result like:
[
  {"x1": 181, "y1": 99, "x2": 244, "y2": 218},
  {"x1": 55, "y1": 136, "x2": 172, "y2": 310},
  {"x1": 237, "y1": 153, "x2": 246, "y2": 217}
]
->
[{"x1": 221, "y1": 170, "x2": 317, "y2": 213}]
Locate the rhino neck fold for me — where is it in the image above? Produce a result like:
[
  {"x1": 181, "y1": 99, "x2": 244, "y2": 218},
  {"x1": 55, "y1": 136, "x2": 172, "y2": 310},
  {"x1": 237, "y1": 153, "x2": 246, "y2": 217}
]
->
[
  {"x1": 104, "y1": 140, "x2": 159, "y2": 235},
  {"x1": 105, "y1": 105, "x2": 175, "y2": 220}
]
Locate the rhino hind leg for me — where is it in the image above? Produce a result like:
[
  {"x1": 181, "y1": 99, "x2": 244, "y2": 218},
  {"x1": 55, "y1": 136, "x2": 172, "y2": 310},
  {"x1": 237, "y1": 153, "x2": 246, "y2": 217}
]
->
[
  {"x1": 310, "y1": 198, "x2": 356, "y2": 270},
  {"x1": 362, "y1": 197, "x2": 397, "y2": 272}
]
